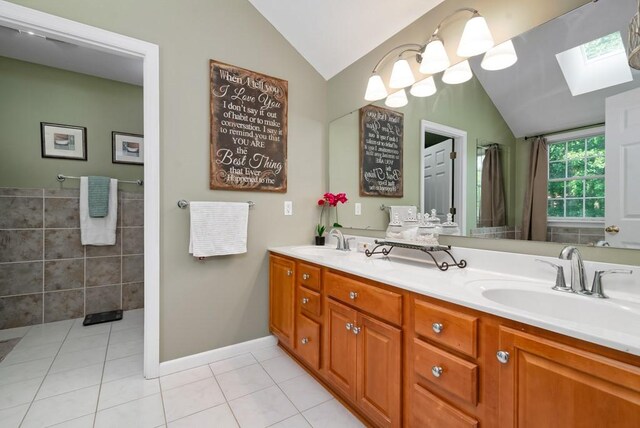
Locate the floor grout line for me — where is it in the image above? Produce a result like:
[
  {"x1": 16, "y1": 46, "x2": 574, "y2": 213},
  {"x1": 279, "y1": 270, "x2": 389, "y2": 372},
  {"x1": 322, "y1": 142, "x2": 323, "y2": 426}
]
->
[{"x1": 91, "y1": 322, "x2": 113, "y2": 428}]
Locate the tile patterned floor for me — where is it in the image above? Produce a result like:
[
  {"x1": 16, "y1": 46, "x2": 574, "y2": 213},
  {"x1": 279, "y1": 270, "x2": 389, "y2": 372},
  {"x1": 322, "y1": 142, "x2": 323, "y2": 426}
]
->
[{"x1": 0, "y1": 311, "x2": 364, "y2": 427}]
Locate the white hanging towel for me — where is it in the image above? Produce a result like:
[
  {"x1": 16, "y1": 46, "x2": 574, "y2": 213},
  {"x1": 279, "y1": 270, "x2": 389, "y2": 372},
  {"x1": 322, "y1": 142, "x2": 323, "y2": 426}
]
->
[
  {"x1": 188, "y1": 201, "x2": 249, "y2": 257},
  {"x1": 389, "y1": 205, "x2": 417, "y2": 222},
  {"x1": 80, "y1": 177, "x2": 118, "y2": 245}
]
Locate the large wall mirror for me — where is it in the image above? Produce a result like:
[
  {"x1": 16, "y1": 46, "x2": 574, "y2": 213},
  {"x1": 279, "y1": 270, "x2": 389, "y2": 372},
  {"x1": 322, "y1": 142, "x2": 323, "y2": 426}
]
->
[{"x1": 329, "y1": 0, "x2": 640, "y2": 250}]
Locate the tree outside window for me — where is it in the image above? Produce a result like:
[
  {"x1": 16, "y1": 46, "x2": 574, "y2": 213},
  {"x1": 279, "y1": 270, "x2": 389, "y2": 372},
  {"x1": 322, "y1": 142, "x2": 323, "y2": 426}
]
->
[{"x1": 547, "y1": 135, "x2": 605, "y2": 219}]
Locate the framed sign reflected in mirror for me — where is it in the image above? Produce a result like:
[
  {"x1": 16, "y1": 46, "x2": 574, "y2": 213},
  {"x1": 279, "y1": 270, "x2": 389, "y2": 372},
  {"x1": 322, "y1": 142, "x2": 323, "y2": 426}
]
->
[
  {"x1": 112, "y1": 131, "x2": 144, "y2": 165},
  {"x1": 40, "y1": 122, "x2": 87, "y2": 161}
]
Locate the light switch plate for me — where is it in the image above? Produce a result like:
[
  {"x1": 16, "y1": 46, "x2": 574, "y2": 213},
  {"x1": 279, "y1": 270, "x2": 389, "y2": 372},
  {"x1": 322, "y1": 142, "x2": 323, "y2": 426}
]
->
[
  {"x1": 284, "y1": 201, "x2": 293, "y2": 216},
  {"x1": 355, "y1": 203, "x2": 362, "y2": 215}
]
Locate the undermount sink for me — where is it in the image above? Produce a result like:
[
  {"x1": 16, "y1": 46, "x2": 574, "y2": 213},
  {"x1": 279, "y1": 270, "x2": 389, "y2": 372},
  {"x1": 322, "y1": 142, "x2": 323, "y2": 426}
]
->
[
  {"x1": 466, "y1": 279, "x2": 640, "y2": 336},
  {"x1": 291, "y1": 246, "x2": 352, "y2": 257}
]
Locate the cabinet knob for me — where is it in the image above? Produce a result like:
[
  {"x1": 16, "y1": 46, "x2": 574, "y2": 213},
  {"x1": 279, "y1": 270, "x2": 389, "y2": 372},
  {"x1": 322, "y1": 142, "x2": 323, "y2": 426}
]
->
[
  {"x1": 432, "y1": 322, "x2": 443, "y2": 334},
  {"x1": 287, "y1": 270, "x2": 293, "y2": 276},
  {"x1": 496, "y1": 350, "x2": 510, "y2": 364},
  {"x1": 352, "y1": 326, "x2": 361, "y2": 335},
  {"x1": 431, "y1": 366, "x2": 443, "y2": 378},
  {"x1": 302, "y1": 273, "x2": 310, "y2": 280},
  {"x1": 349, "y1": 291, "x2": 358, "y2": 300},
  {"x1": 301, "y1": 337, "x2": 309, "y2": 345},
  {"x1": 301, "y1": 297, "x2": 309, "y2": 305},
  {"x1": 346, "y1": 322, "x2": 353, "y2": 331}
]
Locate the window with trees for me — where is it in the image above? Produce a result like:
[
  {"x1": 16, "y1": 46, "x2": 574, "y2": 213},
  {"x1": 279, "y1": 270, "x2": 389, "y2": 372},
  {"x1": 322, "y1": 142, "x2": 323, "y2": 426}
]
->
[{"x1": 547, "y1": 134, "x2": 605, "y2": 220}]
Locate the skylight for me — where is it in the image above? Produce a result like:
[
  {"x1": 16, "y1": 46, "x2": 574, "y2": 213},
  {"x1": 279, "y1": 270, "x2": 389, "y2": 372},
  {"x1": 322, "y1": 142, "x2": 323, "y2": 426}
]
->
[{"x1": 556, "y1": 31, "x2": 632, "y2": 96}]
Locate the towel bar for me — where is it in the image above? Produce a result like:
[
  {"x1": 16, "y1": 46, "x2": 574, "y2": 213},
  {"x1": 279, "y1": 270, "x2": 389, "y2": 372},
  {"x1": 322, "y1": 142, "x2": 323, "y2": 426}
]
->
[
  {"x1": 57, "y1": 174, "x2": 143, "y2": 186},
  {"x1": 177, "y1": 199, "x2": 254, "y2": 209}
]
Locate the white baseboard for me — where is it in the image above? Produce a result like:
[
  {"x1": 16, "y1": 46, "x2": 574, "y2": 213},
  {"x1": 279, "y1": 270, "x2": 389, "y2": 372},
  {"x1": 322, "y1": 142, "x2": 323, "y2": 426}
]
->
[{"x1": 158, "y1": 335, "x2": 277, "y2": 377}]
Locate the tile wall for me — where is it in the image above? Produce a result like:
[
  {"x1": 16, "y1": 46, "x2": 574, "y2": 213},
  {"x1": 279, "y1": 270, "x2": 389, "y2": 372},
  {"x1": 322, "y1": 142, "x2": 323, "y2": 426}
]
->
[
  {"x1": 470, "y1": 226, "x2": 520, "y2": 240},
  {"x1": 547, "y1": 225, "x2": 605, "y2": 245},
  {"x1": 0, "y1": 187, "x2": 144, "y2": 329}
]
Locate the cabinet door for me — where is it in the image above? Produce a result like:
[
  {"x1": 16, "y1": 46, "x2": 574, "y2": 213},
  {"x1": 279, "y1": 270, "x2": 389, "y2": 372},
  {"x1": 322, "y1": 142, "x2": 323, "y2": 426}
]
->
[
  {"x1": 325, "y1": 299, "x2": 358, "y2": 400},
  {"x1": 498, "y1": 326, "x2": 640, "y2": 428},
  {"x1": 269, "y1": 256, "x2": 295, "y2": 348},
  {"x1": 357, "y1": 312, "x2": 402, "y2": 428}
]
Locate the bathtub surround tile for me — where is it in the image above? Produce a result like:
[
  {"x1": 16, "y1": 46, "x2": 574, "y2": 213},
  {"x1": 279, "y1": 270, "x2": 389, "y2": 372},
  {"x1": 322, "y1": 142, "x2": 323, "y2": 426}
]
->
[
  {"x1": 0, "y1": 230, "x2": 43, "y2": 263},
  {"x1": 0, "y1": 197, "x2": 43, "y2": 229},
  {"x1": 44, "y1": 290, "x2": 85, "y2": 322},
  {"x1": 86, "y1": 256, "x2": 121, "y2": 287},
  {"x1": 122, "y1": 282, "x2": 144, "y2": 310},
  {"x1": 86, "y1": 229, "x2": 121, "y2": 257},
  {"x1": 0, "y1": 294, "x2": 43, "y2": 329},
  {"x1": 122, "y1": 255, "x2": 144, "y2": 283},
  {"x1": 122, "y1": 199, "x2": 144, "y2": 227},
  {"x1": 121, "y1": 191, "x2": 144, "y2": 200},
  {"x1": 45, "y1": 229, "x2": 83, "y2": 260},
  {"x1": 122, "y1": 227, "x2": 144, "y2": 255},
  {"x1": 86, "y1": 285, "x2": 122, "y2": 314},
  {"x1": 45, "y1": 259, "x2": 84, "y2": 291},
  {"x1": 0, "y1": 262, "x2": 43, "y2": 297},
  {"x1": 44, "y1": 188, "x2": 79, "y2": 198},
  {"x1": 0, "y1": 188, "x2": 42, "y2": 197},
  {"x1": 45, "y1": 198, "x2": 80, "y2": 228}
]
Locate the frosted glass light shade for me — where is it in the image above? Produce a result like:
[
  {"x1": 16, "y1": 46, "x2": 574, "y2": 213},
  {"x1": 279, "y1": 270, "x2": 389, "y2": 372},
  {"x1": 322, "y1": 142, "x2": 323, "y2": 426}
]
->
[
  {"x1": 385, "y1": 89, "x2": 408, "y2": 108},
  {"x1": 410, "y1": 76, "x2": 437, "y2": 97},
  {"x1": 419, "y1": 38, "x2": 450, "y2": 74},
  {"x1": 364, "y1": 74, "x2": 388, "y2": 101},
  {"x1": 442, "y1": 60, "x2": 473, "y2": 84},
  {"x1": 389, "y1": 58, "x2": 415, "y2": 88},
  {"x1": 457, "y1": 14, "x2": 494, "y2": 57},
  {"x1": 481, "y1": 39, "x2": 518, "y2": 70}
]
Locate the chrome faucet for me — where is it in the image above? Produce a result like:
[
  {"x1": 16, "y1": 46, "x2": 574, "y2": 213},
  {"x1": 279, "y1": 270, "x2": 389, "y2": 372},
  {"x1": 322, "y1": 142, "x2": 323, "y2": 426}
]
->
[
  {"x1": 558, "y1": 246, "x2": 591, "y2": 295},
  {"x1": 329, "y1": 228, "x2": 354, "y2": 251}
]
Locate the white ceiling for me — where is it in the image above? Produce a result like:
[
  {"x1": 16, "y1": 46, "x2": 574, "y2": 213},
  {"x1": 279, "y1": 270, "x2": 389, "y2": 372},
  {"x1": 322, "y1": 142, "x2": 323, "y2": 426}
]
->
[
  {"x1": 0, "y1": 25, "x2": 143, "y2": 86},
  {"x1": 470, "y1": 0, "x2": 639, "y2": 138},
  {"x1": 248, "y1": 0, "x2": 446, "y2": 80}
]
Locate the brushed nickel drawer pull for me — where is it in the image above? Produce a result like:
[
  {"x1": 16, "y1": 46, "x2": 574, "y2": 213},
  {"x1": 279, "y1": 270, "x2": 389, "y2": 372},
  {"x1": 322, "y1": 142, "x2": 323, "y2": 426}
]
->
[
  {"x1": 302, "y1": 273, "x2": 310, "y2": 280},
  {"x1": 432, "y1": 322, "x2": 443, "y2": 334},
  {"x1": 352, "y1": 326, "x2": 361, "y2": 335},
  {"x1": 496, "y1": 350, "x2": 510, "y2": 364},
  {"x1": 346, "y1": 322, "x2": 353, "y2": 331},
  {"x1": 301, "y1": 337, "x2": 309, "y2": 345},
  {"x1": 287, "y1": 270, "x2": 293, "y2": 277},
  {"x1": 431, "y1": 366, "x2": 443, "y2": 378},
  {"x1": 349, "y1": 291, "x2": 358, "y2": 300},
  {"x1": 301, "y1": 297, "x2": 309, "y2": 305}
]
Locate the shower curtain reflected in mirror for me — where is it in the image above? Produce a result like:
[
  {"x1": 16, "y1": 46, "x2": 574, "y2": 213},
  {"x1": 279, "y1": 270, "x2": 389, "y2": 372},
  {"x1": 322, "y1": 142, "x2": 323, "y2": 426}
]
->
[{"x1": 478, "y1": 145, "x2": 506, "y2": 227}]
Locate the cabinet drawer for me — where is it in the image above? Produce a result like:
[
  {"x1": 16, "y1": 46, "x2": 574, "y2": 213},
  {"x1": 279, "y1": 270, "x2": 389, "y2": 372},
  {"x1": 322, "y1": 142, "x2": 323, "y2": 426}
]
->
[
  {"x1": 325, "y1": 272, "x2": 402, "y2": 326},
  {"x1": 296, "y1": 314, "x2": 320, "y2": 370},
  {"x1": 414, "y1": 338, "x2": 478, "y2": 405},
  {"x1": 297, "y1": 262, "x2": 321, "y2": 291},
  {"x1": 412, "y1": 383, "x2": 478, "y2": 428},
  {"x1": 414, "y1": 299, "x2": 478, "y2": 357},
  {"x1": 298, "y1": 286, "x2": 321, "y2": 317}
]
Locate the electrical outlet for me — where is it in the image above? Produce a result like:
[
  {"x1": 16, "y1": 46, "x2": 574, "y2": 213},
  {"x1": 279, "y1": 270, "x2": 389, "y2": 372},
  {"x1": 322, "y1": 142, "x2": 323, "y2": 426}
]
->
[
  {"x1": 284, "y1": 201, "x2": 293, "y2": 216},
  {"x1": 355, "y1": 203, "x2": 362, "y2": 215}
]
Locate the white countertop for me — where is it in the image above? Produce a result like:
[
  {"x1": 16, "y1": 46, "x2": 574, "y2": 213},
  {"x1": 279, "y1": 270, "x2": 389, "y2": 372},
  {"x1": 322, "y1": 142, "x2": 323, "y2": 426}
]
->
[{"x1": 269, "y1": 242, "x2": 640, "y2": 357}]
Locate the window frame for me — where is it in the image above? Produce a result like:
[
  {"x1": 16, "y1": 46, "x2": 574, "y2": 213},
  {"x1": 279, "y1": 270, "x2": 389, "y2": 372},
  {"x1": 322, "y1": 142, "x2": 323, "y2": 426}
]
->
[{"x1": 546, "y1": 126, "x2": 605, "y2": 226}]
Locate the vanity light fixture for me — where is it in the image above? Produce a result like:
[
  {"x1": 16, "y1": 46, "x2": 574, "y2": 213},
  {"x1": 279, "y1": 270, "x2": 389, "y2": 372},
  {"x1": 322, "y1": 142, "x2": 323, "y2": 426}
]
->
[
  {"x1": 385, "y1": 89, "x2": 409, "y2": 108},
  {"x1": 363, "y1": 8, "x2": 503, "y2": 99},
  {"x1": 410, "y1": 76, "x2": 437, "y2": 97},
  {"x1": 442, "y1": 60, "x2": 473, "y2": 84},
  {"x1": 364, "y1": 73, "x2": 388, "y2": 101},
  {"x1": 481, "y1": 39, "x2": 518, "y2": 70},
  {"x1": 389, "y1": 57, "x2": 416, "y2": 88}
]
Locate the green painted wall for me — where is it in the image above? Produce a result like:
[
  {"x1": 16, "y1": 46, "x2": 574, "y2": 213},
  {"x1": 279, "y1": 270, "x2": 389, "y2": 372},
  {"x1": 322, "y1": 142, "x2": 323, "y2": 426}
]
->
[
  {"x1": 330, "y1": 75, "x2": 516, "y2": 233},
  {"x1": 0, "y1": 56, "x2": 143, "y2": 192}
]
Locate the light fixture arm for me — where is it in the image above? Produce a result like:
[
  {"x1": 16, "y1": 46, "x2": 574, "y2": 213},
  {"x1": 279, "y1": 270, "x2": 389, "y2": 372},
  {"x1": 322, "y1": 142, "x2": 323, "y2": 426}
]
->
[
  {"x1": 430, "y1": 7, "x2": 479, "y2": 40},
  {"x1": 371, "y1": 43, "x2": 425, "y2": 73}
]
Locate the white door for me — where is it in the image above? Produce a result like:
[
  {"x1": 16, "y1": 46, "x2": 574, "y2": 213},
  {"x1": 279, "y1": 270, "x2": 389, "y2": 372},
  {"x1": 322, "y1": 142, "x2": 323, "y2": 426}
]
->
[
  {"x1": 605, "y1": 87, "x2": 640, "y2": 248},
  {"x1": 423, "y1": 139, "x2": 453, "y2": 222}
]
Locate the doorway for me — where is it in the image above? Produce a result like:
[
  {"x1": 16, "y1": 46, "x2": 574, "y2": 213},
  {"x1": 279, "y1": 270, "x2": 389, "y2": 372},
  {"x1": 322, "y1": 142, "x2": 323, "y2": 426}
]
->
[{"x1": 0, "y1": 1, "x2": 160, "y2": 378}]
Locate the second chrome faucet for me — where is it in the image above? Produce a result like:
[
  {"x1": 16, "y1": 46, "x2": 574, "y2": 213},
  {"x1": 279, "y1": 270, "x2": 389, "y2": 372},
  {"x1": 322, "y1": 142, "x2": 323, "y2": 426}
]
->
[{"x1": 536, "y1": 246, "x2": 632, "y2": 299}]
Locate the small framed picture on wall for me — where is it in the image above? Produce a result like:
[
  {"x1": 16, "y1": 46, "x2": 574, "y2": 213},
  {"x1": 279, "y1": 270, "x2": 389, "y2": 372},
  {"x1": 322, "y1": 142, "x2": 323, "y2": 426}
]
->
[
  {"x1": 112, "y1": 132, "x2": 144, "y2": 165},
  {"x1": 41, "y1": 122, "x2": 87, "y2": 160}
]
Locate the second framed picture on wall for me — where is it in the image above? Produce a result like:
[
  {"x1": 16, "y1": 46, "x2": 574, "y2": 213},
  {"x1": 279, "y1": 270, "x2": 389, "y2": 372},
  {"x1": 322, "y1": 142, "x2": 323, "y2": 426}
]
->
[
  {"x1": 112, "y1": 132, "x2": 144, "y2": 165},
  {"x1": 41, "y1": 122, "x2": 87, "y2": 160}
]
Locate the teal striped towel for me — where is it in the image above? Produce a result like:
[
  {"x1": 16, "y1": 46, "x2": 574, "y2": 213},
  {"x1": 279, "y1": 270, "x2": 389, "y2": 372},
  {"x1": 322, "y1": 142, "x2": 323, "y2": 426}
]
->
[{"x1": 88, "y1": 176, "x2": 111, "y2": 218}]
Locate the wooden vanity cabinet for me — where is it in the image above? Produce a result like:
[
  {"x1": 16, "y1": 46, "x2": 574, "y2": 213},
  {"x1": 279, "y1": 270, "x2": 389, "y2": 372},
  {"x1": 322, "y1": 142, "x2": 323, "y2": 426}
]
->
[
  {"x1": 324, "y1": 273, "x2": 403, "y2": 428},
  {"x1": 497, "y1": 326, "x2": 640, "y2": 428},
  {"x1": 269, "y1": 255, "x2": 295, "y2": 348}
]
